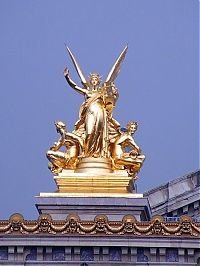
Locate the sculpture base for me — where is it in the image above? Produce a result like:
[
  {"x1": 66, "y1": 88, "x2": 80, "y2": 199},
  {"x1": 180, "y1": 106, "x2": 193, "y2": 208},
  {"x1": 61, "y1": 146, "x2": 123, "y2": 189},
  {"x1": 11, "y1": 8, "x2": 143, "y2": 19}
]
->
[
  {"x1": 54, "y1": 169, "x2": 135, "y2": 193},
  {"x1": 75, "y1": 157, "x2": 113, "y2": 173},
  {"x1": 36, "y1": 169, "x2": 151, "y2": 221},
  {"x1": 35, "y1": 193, "x2": 151, "y2": 221}
]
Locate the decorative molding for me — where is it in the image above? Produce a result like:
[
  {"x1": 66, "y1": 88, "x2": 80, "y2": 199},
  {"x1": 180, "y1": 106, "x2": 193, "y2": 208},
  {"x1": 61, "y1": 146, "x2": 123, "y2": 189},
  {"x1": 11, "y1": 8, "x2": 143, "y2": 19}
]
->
[{"x1": 0, "y1": 214, "x2": 199, "y2": 237}]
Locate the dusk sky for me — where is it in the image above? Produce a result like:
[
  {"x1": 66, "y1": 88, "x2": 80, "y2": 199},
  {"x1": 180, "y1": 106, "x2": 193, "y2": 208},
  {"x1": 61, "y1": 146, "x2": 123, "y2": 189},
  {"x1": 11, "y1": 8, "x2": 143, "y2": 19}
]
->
[{"x1": 0, "y1": 0, "x2": 199, "y2": 218}]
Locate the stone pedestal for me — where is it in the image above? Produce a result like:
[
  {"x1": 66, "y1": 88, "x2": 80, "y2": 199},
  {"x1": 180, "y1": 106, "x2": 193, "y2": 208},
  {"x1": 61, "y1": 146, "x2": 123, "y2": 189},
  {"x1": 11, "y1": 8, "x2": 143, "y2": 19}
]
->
[
  {"x1": 35, "y1": 193, "x2": 151, "y2": 221},
  {"x1": 36, "y1": 168, "x2": 151, "y2": 222},
  {"x1": 54, "y1": 169, "x2": 136, "y2": 193}
]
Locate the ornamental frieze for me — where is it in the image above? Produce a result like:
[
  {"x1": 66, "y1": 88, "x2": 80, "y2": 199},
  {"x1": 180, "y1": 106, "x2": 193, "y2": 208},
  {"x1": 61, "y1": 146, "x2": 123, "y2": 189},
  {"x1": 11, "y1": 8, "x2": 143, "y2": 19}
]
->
[{"x1": 0, "y1": 213, "x2": 199, "y2": 237}]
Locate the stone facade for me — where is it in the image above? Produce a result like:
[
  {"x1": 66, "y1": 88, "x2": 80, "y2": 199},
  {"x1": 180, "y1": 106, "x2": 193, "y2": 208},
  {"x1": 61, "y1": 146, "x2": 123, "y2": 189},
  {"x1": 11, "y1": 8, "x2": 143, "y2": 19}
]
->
[
  {"x1": 0, "y1": 211, "x2": 199, "y2": 265},
  {"x1": 144, "y1": 169, "x2": 200, "y2": 218},
  {"x1": 0, "y1": 170, "x2": 199, "y2": 265},
  {"x1": 0, "y1": 214, "x2": 200, "y2": 265},
  {"x1": 0, "y1": 237, "x2": 199, "y2": 265},
  {"x1": 35, "y1": 194, "x2": 151, "y2": 221}
]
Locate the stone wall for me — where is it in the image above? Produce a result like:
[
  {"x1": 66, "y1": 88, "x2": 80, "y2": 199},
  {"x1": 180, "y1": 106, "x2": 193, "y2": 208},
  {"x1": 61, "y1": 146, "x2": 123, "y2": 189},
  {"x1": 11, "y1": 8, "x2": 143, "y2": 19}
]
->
[
  {"x1": 0, "y1": 242, "x2": 199, "y2": 265},
  {"x1": 144, "y1": 170, "x2": 200, "y2": 217},
  {"x1": 0, "y1": 213, "x2": 199, "y2": 265}
]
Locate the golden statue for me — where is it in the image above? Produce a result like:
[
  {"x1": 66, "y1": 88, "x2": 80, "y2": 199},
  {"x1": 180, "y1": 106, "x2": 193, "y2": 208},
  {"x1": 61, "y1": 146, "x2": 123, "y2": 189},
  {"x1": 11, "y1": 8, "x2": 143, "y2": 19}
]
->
[
  {"x1": 47, "y1": 121, "x2": 83, "y2": 173},
  {"x1": 47, "y1": 46, "x2": 145, "y2": 193},
  {"x1": 112, "y1": 121, "x2": 145, "y2": 177}
]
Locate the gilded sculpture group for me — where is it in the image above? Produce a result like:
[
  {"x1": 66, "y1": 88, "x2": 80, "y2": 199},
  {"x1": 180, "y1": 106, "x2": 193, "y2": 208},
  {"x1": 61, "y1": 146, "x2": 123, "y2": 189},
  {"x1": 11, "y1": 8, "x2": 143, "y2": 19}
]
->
[{"x1": 47, "y1": 46, "x2": 145, "y2": 178}]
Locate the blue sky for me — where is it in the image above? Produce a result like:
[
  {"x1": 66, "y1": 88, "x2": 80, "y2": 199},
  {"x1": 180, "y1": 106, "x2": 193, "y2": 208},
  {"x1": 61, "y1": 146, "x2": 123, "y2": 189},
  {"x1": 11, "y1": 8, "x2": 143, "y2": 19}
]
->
[{"x1": 0, "y1": 0, "x2": 199, "y2": 218}]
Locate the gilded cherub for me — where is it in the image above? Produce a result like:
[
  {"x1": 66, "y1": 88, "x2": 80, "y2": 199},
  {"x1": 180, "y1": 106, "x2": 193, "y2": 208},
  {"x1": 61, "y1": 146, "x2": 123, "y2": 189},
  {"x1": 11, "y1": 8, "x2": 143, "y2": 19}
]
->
[
  {"x1": 46, "y1": 121, "x2": 83, "y2": 173},
  {"x1": 112, "y1": 121, "x2": 145, "y2": 177}
]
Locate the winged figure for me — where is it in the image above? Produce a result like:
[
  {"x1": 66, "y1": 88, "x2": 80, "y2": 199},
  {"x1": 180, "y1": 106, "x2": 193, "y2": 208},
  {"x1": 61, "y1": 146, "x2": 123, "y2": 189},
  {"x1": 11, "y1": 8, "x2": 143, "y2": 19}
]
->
[{"x1": 47, "y1": 46, "x2": 145, "y2": 178}]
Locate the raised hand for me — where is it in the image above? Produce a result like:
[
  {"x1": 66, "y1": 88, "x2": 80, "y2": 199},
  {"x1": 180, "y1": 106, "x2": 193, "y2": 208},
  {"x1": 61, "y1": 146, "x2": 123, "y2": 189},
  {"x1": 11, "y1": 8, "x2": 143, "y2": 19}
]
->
[{"x1": 63, "y1": 67, "x2": 69, "y2": 77}]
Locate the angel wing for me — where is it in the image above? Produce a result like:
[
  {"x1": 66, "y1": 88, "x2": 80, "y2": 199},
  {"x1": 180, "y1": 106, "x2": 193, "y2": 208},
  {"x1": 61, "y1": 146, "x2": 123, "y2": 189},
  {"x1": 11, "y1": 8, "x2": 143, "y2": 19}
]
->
[
  {"x1": 66, "y1": 46, "x2": 87, "y2": 85},
  {"x1": 105, "y1": 45, "x2": 128, "y2": 84}
]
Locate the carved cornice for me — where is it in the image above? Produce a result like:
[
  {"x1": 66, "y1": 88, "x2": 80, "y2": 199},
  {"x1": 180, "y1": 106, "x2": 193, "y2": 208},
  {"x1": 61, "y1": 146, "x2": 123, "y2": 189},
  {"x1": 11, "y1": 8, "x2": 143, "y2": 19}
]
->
[{"x1": 0, "y1": 214, "x2": 199, "y2": 237}]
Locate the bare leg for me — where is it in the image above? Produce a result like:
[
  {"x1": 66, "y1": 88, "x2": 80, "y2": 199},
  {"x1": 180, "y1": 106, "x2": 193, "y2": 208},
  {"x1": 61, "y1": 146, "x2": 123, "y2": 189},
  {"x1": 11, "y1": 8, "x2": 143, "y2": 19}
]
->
[{"x1": 46, "y1": 150, "x2": 67, "y2": 173}]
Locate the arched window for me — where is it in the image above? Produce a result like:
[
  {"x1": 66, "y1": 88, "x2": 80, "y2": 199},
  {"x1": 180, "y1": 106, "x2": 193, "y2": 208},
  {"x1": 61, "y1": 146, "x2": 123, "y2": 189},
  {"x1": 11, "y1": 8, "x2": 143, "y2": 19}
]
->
[
  {"x1": 52, "y1": 247, "x2": 65, "y2": 261},
  {"x1": 109, "y1": 247, "x2": 122, "y2": 261},
  {"x1": 0, "y1": 247, "x2": 8, "y2": 260},
  {"x1": 137, "y1": 248, "x2": 148, "y2": 262},
  {"x1": 80, "y1": 247, "x2": 94, "y2": 261},
  {"x1": 25, "y1": 247, "x2": 37, "y2": 261},
  {"x1": 166, "y1": 248, "x2": 179, "y2": 262}
]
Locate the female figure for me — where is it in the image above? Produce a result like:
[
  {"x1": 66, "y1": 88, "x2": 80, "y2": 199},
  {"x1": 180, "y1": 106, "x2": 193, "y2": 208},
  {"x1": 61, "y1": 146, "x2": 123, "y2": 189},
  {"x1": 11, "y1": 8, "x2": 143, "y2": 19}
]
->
[
  {"x1": 64, "y1": 69, "x2": 107, "y2": 158},
  {"x1": 63, "y1": 45, "x2": 128, "y2": 159}
]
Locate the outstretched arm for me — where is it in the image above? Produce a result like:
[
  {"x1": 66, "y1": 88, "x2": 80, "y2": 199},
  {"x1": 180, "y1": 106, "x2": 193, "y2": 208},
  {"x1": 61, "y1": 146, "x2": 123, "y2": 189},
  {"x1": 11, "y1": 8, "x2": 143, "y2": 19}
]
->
[
  {"x1": 64, "y1": 67, "x2": 88, "y2": 96},
  {"x1": 128, "y1": 137, "x2": 140, "y2": 154}
]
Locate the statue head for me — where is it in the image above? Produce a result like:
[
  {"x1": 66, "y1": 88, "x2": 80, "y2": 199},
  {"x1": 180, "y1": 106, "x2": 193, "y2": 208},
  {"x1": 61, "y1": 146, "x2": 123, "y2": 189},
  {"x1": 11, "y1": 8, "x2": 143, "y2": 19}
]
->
[
  {"x1": 127, "y1": 121, "x2": 138, "y2": 134},
  {"x1": 89, "y1": 73, "x2": 101, "y2": 87},
  {"x1": 55, "y1": 121, "x2": 66, "y2": 133}
]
